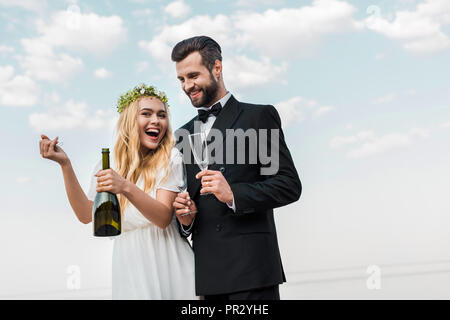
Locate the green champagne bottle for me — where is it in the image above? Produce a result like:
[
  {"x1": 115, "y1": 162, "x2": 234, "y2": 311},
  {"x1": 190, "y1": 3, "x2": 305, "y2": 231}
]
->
[{"x1": 92, "y1": 148, "x2": 121, "y2": 237}]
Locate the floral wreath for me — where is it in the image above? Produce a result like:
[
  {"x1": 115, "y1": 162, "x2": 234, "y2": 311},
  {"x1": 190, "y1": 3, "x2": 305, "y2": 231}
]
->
[{"x1": 116, "y1": 83, "x2": 169, "y2": 113}]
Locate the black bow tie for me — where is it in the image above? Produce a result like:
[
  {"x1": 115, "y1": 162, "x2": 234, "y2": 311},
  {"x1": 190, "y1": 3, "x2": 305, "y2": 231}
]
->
[{"x1": 197, "y1": 103, "x2": 222, "y2": 123}]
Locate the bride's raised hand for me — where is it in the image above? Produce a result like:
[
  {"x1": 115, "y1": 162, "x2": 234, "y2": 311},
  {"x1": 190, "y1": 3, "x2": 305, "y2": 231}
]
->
[{"x1": 39, "y1": 134, "x2": 69, "y2": 166}]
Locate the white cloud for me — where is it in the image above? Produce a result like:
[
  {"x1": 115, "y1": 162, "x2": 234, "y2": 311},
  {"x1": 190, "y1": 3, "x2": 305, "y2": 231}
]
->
[
  {"x1": 136, "y1": 61, "x2": 150, "y2": 73},
  {"x1": 0, "y1": 65, "x2": 40, "y2": 107},
  {"x1": 132, "y1": 8, "x2": 152, "y2": 17},
  {"x1": 371, "y1": 89, "x2": 418, "y2": 105},
  {"x1": 18, "y1": 39, "x2": 83, "y2": 83},
  {"x1": 16, "y1": 176, "x2": 31, "y2": 184},
  {"x1": 0, "y1": 0, "x2": 46, "y2": 12},
  {"x1": 132, "y1": 8, "x2": 152, "y2": 25},
  {"x1": 372, "y1": 93, "x2": 396, "y2": 104},
  {"x1": 274, "y1": 97, "x2": 305, "y2": 127},
  {"x1": 233, "y1": 0, "x2": 363, "y2": 58},
  {"x1": 35, "y1": 10, "x2": 127, "y2": 56},
  {"x1": 143, "y1": 1, "x2": 362, "y2": 61},
  {"x1": 29, "y1": 100, "x2": 118, "y2": 132},
  {"x1": 139, "y1": 1, "x2": 362, "y2": 86},
  {"x1": 224, "y1": 55, "x2": 287, "y2": 90},
  {"x1": 0, "y1": 65, "x2": 14, "y2": 82},
  {"x1": 314, "y1": 105, "x2": 335, "y2": 117},
  {"x1": 17, "y1": 10, "x2": 126, "y2": 82},
  {"x1": 275, "y1": 96, "x2": 334, "y2": 127},
  {"x1": 375, "y1": 52, "x2": 387, "y2": 60},
  {"x1": 365, "y1": 0, "x2": 450, "y2": 55},
  {"x1": 235, "y1": 0, "x2": 284, "y2": 7},
  {"x1": 164, "y1": 0, "x2": 191, "y2": 19},
  {"x1": 42, "y1": 91, "x2": 61, "y2": 107},
  {"x1": 330, "y1": 130, "x2": 375, "y2": 149},
  {"x1": 344, "y1": 123, "x2": 353, "y2": 130},
  {"x1": 330, "y1": 128, "x2": 430, "y2": 158},
  {"x1": 0, "y1": 45, "x2": 15, "y2": 54},
  {"x1": 139, "y1": 14, "x2": 233, "y2": 68},
  {"x1": 94, "y1": 68, "x2": 112, "y2": 79}
]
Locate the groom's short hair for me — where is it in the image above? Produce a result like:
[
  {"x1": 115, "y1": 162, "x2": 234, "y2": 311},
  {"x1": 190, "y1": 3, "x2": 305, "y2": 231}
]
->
[{"x1": 171, "y1": 36, "x2": 222, "y2": 71}]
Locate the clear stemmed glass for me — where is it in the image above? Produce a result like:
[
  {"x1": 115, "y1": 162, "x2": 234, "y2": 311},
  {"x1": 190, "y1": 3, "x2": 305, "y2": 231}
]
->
[
  {"x1": 188, "y1": 132, "x2": 211, "y2": 196},
  {"x1": 177, "y1": 161, "x2": 192, "y2": 216}
]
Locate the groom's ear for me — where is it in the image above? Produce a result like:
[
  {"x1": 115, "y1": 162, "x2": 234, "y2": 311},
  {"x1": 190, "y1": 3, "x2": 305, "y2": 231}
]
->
[{"x1": 212, "y1": 59, "x2": 223, "y2": 79}]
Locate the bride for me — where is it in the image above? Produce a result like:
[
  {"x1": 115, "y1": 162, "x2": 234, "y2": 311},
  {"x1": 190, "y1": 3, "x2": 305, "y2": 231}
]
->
[{"x1": 39, "y1": 84, "x2": 199, "y2": 300}]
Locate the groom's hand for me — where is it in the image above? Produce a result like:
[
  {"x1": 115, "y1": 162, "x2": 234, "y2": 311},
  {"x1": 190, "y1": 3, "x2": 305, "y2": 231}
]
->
[{"x1": 196, "y1": 170, "x2": 234, "y2": 205}]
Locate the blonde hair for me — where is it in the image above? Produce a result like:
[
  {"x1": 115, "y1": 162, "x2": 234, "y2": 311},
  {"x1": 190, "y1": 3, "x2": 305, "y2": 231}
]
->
[{"x1": 113, "y1": 96, "x2": 175, "y2": 213}]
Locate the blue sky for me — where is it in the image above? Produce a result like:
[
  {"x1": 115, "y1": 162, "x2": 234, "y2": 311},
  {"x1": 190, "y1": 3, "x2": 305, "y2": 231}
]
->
[{"x1": 1, "y1": 0, "x2": 449, "y2": 297}]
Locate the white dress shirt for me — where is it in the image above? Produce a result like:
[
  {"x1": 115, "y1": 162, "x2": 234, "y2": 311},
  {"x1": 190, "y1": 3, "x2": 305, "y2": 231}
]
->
[{"x1": 197, "y1": 91, "x2": 232, "y2": 137}]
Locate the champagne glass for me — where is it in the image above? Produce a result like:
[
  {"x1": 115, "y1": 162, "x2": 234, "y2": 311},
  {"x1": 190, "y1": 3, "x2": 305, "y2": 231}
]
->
[
  {"x1": 177, "y1": 161, "x2": 191, "y2": 216},
  {"x1": 188, "y1": 132, "x2": 211, "y2": 196}
]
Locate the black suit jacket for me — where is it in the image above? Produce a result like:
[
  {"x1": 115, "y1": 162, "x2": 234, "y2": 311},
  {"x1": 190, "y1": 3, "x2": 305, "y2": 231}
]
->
[{"x1": 175, "y1": 95, "x2": 301, "y2": 296}]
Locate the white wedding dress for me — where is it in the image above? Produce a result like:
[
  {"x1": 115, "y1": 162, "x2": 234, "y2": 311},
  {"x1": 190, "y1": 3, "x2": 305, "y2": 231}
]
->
[{"x1": 87, "y1": 147, "x2": 199, "y2": 300}]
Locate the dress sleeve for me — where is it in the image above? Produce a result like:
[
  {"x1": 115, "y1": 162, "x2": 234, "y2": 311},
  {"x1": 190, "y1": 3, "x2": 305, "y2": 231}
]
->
[
  {"x1": 157, "y1": 148, "x2": 184, "y2": 193},
  {"x1": 86, "y1": 159, "x2": 102, "y2": 201}
]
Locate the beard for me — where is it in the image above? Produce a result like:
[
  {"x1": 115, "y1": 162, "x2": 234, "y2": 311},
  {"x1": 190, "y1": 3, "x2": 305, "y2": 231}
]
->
[{"x1": 186, "y1": 72, "x2": 219, "y2": 107}]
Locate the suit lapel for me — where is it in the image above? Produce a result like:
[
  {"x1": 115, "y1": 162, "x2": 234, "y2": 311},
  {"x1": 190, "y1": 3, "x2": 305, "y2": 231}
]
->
[{"x1": 206, "y1": 95, "x2": 242, "y2": 154}]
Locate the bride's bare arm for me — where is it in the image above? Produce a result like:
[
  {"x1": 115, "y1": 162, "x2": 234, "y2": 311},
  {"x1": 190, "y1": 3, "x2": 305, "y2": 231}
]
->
[
  {"x1": 40, "y1": 134, "x2": 93, "y2": 224},
  {"x1": 60, "y1": 162, "x2": 94, "y2": 224},
  {"x1": 124, "y1": 184, "x2": 176, "y2": 229}
]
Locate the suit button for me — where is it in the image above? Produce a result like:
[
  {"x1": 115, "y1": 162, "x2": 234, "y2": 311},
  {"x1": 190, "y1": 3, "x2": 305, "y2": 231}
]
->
[
  {"x1": 219, "y1": 167, "x2": 225, "y2": 173},
  {"x1": 216, "y1": 224, "x2": 223, "y2": 232}
]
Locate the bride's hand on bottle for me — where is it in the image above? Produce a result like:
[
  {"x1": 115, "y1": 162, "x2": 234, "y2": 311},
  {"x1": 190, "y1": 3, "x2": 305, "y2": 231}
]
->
[
  {"x1": 95, "y1": 168, "x2": 128, "y2": 194},
  {"x1": 39, "y1": 134, "x2": 70, "y2": 166}
]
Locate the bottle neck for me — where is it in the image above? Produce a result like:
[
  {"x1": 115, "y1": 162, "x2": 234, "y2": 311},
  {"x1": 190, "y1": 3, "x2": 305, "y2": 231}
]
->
[{"x1": 102, "y1": 152, "x2": 110, "y2": 170}]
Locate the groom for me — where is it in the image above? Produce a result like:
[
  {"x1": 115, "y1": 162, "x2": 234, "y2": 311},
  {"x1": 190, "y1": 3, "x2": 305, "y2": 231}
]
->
[{"x1": 172, "y1": 36, "x2": 301, "y2": 300}]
